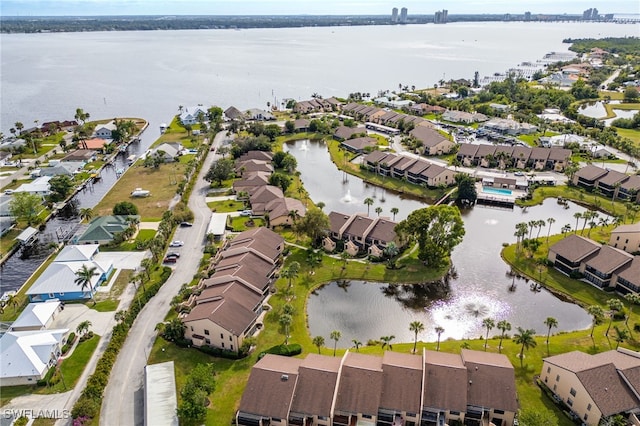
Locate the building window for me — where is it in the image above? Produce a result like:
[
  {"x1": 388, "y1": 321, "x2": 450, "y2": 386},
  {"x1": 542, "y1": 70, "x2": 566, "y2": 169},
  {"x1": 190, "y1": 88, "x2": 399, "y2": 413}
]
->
[
  {"x1": 220, "y1": 333, "x2": 224, "y2": 339},
  {"x1": 553, "y1": 384, "x2": 557, "y2": 392},
  {"x1": 190, "y1": 326, "x2": 193, "y2": 331},
  {"x1": 570, "y1": 388, "x2": 576, "y2": 397},
  {"x1": 229, "y1": 335, "x2": 232, "y2": 341},
  {"x1": 556, "y1": 374, "x2": 560, "y2": 381},
  {"x1": 547, "y1": 366, "x2": 551, "y2": 373},
  {"x1": 587, "y1": 403, "x2": 592, "y2": 411},
  {"x1": 584, "y1": 414, "x2": 588, "y2": 421},
  {"x1": 544, "y1": 376, "x2": 548, "y2": 383},
  {"x1": 567, "y1": 398, "x2": 573, "y2": 407},
  {"x1": 617, "y1": 236, "x2": 620, "y2": 241},
  {"x1": 205, "y1": 338, "x2": 210, "y2": 344},
  {"x1": 362, "y1": 415, "x2": 372, "y2": 419},
  {"x1": 204, "y1": 329, "x2": 209, "y2": 335},
  {"x1": 494, "y1": 410, "x2": 504, "y2": 415}
]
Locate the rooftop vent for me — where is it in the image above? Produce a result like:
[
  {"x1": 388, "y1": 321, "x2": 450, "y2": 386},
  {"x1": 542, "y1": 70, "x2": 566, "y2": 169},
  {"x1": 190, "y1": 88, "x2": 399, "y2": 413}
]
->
[{"x1": 281, "y1": 374, "x2": 289, "y2": 381}]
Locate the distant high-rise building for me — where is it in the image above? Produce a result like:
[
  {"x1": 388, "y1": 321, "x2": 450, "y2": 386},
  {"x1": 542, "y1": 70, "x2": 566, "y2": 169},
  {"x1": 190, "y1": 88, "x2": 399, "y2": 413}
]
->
[
  {"x1": 524, "y1": 11, "x2": 532, "y2": 21},
  {"x1": 583, "y1": 7, "x2": 599, "y2": 20},
  {"x1": 391, "y1": 7, "x2": 398, "y2": 23},
  {"x1": 434, "y1": 9, "x2": 448, "y2": 24},
  {"x1": 400, "y1": 7, "x2": 408, "y2": 24},
  {"x1": 592, "y1": 8, "x2": 599, "y2": 19},
  {"x1": 503, "y1": 13, "x2": 511, "y2": 21}
]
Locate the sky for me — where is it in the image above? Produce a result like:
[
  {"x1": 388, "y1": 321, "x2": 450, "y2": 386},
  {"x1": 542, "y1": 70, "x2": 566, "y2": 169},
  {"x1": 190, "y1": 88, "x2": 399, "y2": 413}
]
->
[{"x1": 1, "y1": 0, "x2": 639, "y2": 16}]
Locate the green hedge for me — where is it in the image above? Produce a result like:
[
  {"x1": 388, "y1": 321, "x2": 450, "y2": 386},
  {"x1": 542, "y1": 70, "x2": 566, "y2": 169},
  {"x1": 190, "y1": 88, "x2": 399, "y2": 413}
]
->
[
  {"x1": 72, "y1": 266, "x2": 173, "y2": 420},
  {"x1": 258, "y1": 343, "x2": 302, "y2": 360}
]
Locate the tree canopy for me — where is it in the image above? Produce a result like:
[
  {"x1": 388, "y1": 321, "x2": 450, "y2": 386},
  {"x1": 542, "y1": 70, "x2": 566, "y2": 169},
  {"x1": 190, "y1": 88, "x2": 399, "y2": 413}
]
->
[
  {"x1": 204, "y1": 158, "x2": 235, "y2": 186},
  {"x1": 455, "y1": 173, "x2": 477, "y2": 205},
  {"x1": 9, "y1": 192, "x2": 42, "y2": 225},
  {"x1": 293, "y1": 207, "x2": 329, "y2": 244},
  {"x1": 48, "y1": 174, "x2": 74, "y2": 202},
  {"x1": 395, "y1": 205, "x2": 465, "y2": 267},
  {"x1": 113, "y1": 201, "x2": 139, "y2": 216}
]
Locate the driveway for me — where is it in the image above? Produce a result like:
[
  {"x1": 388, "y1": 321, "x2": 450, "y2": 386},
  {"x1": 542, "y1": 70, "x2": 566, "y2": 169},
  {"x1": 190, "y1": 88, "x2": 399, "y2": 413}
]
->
[
  {"x1": 50, "y1": 304, "x2": 114, "y2": 337},
  {"x1": 93, "y1": 251, "x2": 148, "y2": 271}
]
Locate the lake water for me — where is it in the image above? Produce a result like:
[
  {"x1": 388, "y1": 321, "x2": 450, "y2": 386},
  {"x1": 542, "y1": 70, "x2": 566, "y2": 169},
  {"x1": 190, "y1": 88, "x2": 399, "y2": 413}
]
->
[{"x1": 293, "y1": 139, "x2": 594, "y2": 345}]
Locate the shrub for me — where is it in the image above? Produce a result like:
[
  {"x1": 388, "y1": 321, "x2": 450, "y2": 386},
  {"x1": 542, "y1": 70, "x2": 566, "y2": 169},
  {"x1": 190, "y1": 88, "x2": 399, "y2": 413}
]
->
[
  {"x1": 37, "y1": 367, "x2": 57, "y2": 387},
  {"x1": 67, "y1": 332, "x2": 76, "y2": 345},
  {"x1": 257, "y1": 343, "x2": 302, "y2": 359},
  {"x1": 72, "y1": 395, "x2": 101, "y2": 419},
  {"x1": 79, "y1": 331, "x2": 94, "y2": 343},
  {"x1": 62, "y1": 343, "x2": 71, "y2": 354},
  {"x1": 198, "y1": 344, "x2": 243, "y2": 360}
]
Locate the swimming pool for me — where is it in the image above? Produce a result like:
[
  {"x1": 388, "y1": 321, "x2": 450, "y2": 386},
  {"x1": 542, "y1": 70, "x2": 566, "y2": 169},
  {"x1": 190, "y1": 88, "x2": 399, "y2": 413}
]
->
[{"x1": 482, "y1": 186, "x2": 513, "y2": 196}]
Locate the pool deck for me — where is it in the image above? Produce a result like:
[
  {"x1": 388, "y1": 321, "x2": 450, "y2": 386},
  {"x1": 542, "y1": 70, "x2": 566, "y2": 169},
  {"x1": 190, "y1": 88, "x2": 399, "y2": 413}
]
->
[{"x1": 476, "y1": 183, "x2": 527, "y2": 207}]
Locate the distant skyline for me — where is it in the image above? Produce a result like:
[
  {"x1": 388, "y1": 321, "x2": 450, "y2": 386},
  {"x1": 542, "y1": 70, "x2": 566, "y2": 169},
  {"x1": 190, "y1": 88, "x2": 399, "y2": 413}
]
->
[{"x1": 1, "y1": 0, "x2": 639, "y2": 17}]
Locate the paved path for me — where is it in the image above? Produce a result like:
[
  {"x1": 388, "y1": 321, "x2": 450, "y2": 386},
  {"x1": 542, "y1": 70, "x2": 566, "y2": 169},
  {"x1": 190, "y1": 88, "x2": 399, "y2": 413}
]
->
[{"x1": 99, "y1": 130, "x2": 226, "y2": 426}]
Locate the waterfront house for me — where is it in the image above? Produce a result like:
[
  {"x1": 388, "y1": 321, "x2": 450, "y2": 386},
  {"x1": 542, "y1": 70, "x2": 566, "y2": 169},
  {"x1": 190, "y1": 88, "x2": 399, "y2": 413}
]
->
[
  {"x1": 224, "y1": 106, "x2": 244, "y2": 121},
  {"x1": 612, "y1": 257, "x2": 640, "y2": 296},
  {"x1": 236, "y1": 349, "x2": 519, "y2": 426},
  {"x1": 9, "y1": 300, "x2": 62, "y2": 332},
  {"x1": 333, "y1": 126, "x2": 366, "y2": 141},
  {"x1": 15, "y1": 176, "x2": 51, "y2": 197},
  {"x1": 595, "y1": 169, "x2": 628, "y2": 199},
  {"x1": 293, "y1": 118, "x2": 310, "y2": 132},
  {"x1": 238, "y1": 150, "x2": 273, "y2": 163},
  {"x1": 94, "y1": 121, "x2": 116, "y2": 139},
  {"x1": 340, "y1": 136, "x2": 377, "y2": 154},
  {"x1": 83, "y1": 138, "x2": 110, "y2": 151},
  {"x1": 409, "y1": 126, "x2": 453, "y2": 155},
  {"x1": 541, "y1": 349, "x2": 640, "y2": 426},
  {"x1": 378, "y1": 154, "x2": 403, "y2": 177},
  {"x1": 418, "y1": 163, "x2": 456, "y2": 187},
  {"x1": 618, "y1": 175, "x2": 640, "y2": 202},
  {"x1": 548, "y1": 234, "x2": 601, "y2": 276},
  {"x1": 76, "y1": 215, "x2": 139, "y2": 245},
  {"x1": 609, "y1": 223, "x2": 640, "y2": 254},
  {"x1": 0, "y1": 328, "x2": 69, "y2": 386},
  {"x1": 150, "y1": 142, "x2": 182, "y2": 162},
  {"x1": 406, "y1": 160, "x2": 431, "y2": 184},
  {"x1": 390, "y1": 156, "x2": 417, "y2": 180},
  {"x1": 245, "y1": 108, "x2": 275, "y2": 121},
  {"x1": 179, "y1": 106, "x2": 207, "y2": 125},
  {"x1": 326, "y1": 212, "x2": 400, "y2": 255},
  {"x1": 363, "y1": 150, "x2": 392, "y2": 173},
  {"x1": 572, "y1": 165, "x2": 609, "y2": 191},
  {"x1": 61, "y1": 149, "x2": 97, "y2": 164}
]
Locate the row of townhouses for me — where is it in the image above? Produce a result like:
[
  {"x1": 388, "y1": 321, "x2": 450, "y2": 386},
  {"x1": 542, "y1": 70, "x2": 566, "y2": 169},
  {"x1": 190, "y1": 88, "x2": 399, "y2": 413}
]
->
[
  {"x1": 573, "y1": 164, "x2": 640, "y2": 203},
  {"x1": 232, "y1": 151, "x2": 307, "y2": 227},
  {"x1": 342, "y1": 103, "x2": 434, "y2": 131},
  {"x1": 182, "y1": 227, "x2": 285, "y2": 352},
  {"x1": 362, "y1": 151, "x2": 457, "y2": 188},
  {"x1": 324, "y1": 212, "x2": 401, "y2": 258},
  {"x1": 456, "y1": 143, "x2": 572, "y2": 171},
  {"x1": 548, "y1": 232, "x2": 640, "y2": 295},
  {"x1": 293, "y1": 97, "x2": 343, "y2": 114},
  {"x1": 237, "y1": 349, "x2": 519, "y2": 426}
]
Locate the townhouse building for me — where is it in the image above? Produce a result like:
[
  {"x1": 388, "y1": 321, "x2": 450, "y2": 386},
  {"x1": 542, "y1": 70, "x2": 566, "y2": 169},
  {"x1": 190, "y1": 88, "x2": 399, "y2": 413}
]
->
[
  {"x1": 325, "y1": 211, "x2": 400, "y2": 257},
  {"x1": 572, "y1": 164, "x2": 640, "y2": 203}
]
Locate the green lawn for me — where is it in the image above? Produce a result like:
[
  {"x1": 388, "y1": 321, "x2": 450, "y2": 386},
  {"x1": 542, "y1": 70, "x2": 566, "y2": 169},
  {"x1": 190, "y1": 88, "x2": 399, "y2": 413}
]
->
[
  {"x1": 616, "y1": 127, "x2": 640, "y2": 147},
  {"x1": 227, "y1": 216, "x2": 266, "y2": 232},
  {"x1": 207, "y1": 199, "x2": 244, "y2": 212},
  {"x1": 0, "y1": 229, "x2": 21, "y2": 259}
]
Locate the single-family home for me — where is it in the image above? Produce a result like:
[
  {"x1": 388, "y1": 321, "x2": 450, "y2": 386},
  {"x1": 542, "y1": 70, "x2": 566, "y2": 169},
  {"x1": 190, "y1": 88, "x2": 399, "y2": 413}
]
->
[
  {"x1": 83, "y1": 138, "x2": 110, "y2": 151},
  {"x1": 245, "y1": 108, "x2": 275, "y2": 121},
  {"x1": 15, "y1": 176, "x2": 51, "y2": 196},
  {"x1": 224, "y1": 106, "x2": 244, "y2": 121},
  {"x1": 9, "y1": 300, "x2": 62, "y2": 332},
  {"x1": 334, "y1": 126, "x2": 367, "y2": 141},
  {"x1": 609, "y1": 223, "x2": 640, "y2": 254},
  {"x1": 61, "y1": 149, "x2": 97, "y2": 164},
  {"x1": 93, "y1": 121, "x2": 116, "y2": 139},
  {"x1": 0, "y1": 328, "x2": 69, "y2": 386},
  {"x1": 149, "y1": 142, "x2": 182, "y2": 162},
  {"x1": 541, "y1": 349, "x2": 640, "y2": 426},
  {"x1": 409, "y1": 127, "x2": 453, "y2": 155},
  {"x1": 76, "y1": 215, "x2": 139, "y2": 245},
  {"x1": 179, "y1": 106, "x2": 207, "y2": 125}
]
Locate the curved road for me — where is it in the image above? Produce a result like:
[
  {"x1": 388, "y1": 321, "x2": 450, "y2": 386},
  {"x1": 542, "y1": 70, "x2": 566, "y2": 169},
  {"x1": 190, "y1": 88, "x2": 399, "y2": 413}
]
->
[{"x1": 99, "y1": 131, "x2": 225, "y2": 425}]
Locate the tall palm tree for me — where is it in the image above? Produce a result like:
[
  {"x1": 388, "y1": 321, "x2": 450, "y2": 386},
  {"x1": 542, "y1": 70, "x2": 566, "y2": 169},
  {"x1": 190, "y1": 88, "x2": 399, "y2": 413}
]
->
[
  {"x1": 380, "y1": 335, "x2": 395, "y2": 351},
  {"x1": 573, "y1": 212, "x2": 582, "y2": 234},
  {"x1": 390, "y1": 207, "x2": 399, "y2": 221},
  {"x1": 352, "y1": 339, "x2": 362, "y2": 352},
  {"x1": 496, "y1": 320, "x2": 511, "y2": 354},
  {"x1": 279, "y1": 313, "x2": 292, "y2": 345},
  {"x1": 482, "y1": 317, "x2": 495, "y2": 351},
  {"x1": 435, "y1": 326, "x2": 445, "y2": 351},
  {"x1": 587, "y1": 305, "x2": 604, "y2": 337},
  {"x1": 313, "y1": 336, "x2": 325, "y2": 354},
  {"x1": 140, "y1": 258, "x2": 154, "y2": 281},
  {"x1": 544, "y1": 317, "x2": 558, "y2": 356},
  {"x1": 614, "y1": 326, "x2": 629, "y2": 349},
  {"x1": 409, "y1": 321, "x2": 425, "y2": 353},
  {"x1": 624, "y1": 293, "x2": 640, "y2": 328},
  {"x1": 363, "y1": 197, "x2": 374, "y2": 215},
  {"x1": 330, "y1": 330, "x2": 341, "y2": 356},
  {"x1": 375, "y1": 206, "x2": 383, "y2": 216},
  {"x1": 513, "y1": 327, "x2": 537, "y2": 368},
  {"x1": 546, "y1": 217, "x2": 556, "y2": 243},
  {"x1": 606, "y1": 299, "x2": 624, "y2": 337},
  {"x1": 74, "y1": 264, "x2": 99, "y2": 304}
]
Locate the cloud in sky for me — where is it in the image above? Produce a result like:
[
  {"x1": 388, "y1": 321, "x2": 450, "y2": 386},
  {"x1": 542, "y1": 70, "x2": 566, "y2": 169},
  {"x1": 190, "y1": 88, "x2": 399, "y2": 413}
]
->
[{"x1": 2, "y1": 0, "x2": 639, "y2": 16}]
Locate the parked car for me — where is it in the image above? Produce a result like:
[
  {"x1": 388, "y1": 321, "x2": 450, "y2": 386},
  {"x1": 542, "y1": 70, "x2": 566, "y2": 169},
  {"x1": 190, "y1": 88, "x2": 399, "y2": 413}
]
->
[
  {"x1": 240, "y1": 210, "x2": 252, "y2": 217},
  {"x1": 166, "y1": 252, "x2": 180, "y2": 258},
  {"x1": 169, "y1": 240, "x2": 184, "y2": 247},
  {"x1": 514, "y1": 171, "x2": 524, "y2": 176},
  {"x1": 180, "y1": 222, "x2": 193, "y2": 227},
  {"x1": 163, "y1": 256, "x2": 177, "y2": 263}
]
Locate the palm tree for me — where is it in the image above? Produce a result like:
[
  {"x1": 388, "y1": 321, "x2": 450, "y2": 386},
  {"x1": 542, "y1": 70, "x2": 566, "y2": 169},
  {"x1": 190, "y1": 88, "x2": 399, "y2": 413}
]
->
[
  {"x1": 624, "y1": 293, "x2": 640, "y2": 328},
  {"x1": 316, "y1": 201, "x2": 326, "y2": 211},
  {"x1": 79, "y1": 208, "x2": 94, "y2": 223},
  {"x1": 587, "y1": 305, "x2": 604, "y2": 337},
  {"x1": 281, "y1": 261, "x2": 300, "y2": 290},
  {"x1": 544, "y1": 317, "x2": 558, "y2": 356},
  {"x1": 482, "y1": 318, "x2": 495, "y2": 351},
  {"x1": 496, "y1": 320, "x2": 511, "y2": 353},
  {"x1": 606, "y1": 299, "x2": 624, "y2": 337},
  {"x1": 363, "y1": 197, "x2": 374, "y2": 215},
  {"x1": 5, "y1": 293, "x2": 19, "y2": 314},
  {"x1": 312, "y1": 336, "x2": 325, "y2": 354},
  {"x1": 375, "y1": 206, "x2": 383, "y2": 216},
  {"x1": 409, "y1": 320, "x2": 425, "y2": 353},
  {"x1": 613, "y1": 326, "x2": 629, "y2": 349},
  {"x1": 390, "y1": 207, "x2": 399, "y2": 220},
  {"x1": 573, "y1": 212, "x2": 582, "y2": 234},
  {"x1": 330, "y1": 330, "x2": 341, "y2": 356},
  {"x1": 435, "y1": 326, "x2": 445, "y2": 351},
  {"x1": 380, "y1": 335, "x2": 395, "y2": 351},
  {"x1": 140, "y1": 258, "x2": 154, "y2": 281},
  {"x1": 76, "y1": 320, "x2": 92, "y2": 336},
  {"x1": 546, "y1": 218, "x2": 555, "y2": 242},
  {"x1": 352, "y1": 339, "x2": 362, "y2": 352},
  {"x1": 513, "y1": 327, "x2": 537, "y2": 367},
  {"x1": 279, "y1": 313, "x2": 292, "y2": 344},
  {"x1": 74, "y1": 264, "x2": 99, "y2": 304}
]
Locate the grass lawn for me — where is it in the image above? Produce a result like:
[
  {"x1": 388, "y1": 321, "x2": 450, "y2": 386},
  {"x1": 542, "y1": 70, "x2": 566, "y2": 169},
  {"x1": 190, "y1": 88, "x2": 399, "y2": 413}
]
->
[
  {"x1": 92, "y1": 161, "x2": 187, "y2": 220},
  {"x1": 90, "y1": 269, "x2": 133, "y2": 313},
  {"x1": 207, "y1": 199, "x2": 244, "y2": 212},
  {"x1": 0, "y1": 385, "x2": 34, "y2": 406},
  {"x1": 616, "y1": 127, "x2": 640, "y2": 147},
  {"x1": 35, "y1": 335, "x2": 100, "y2": 395},
  {"x1": 0, "y1": 229, "x2": 21, "y2": 259},
  {"x1": 227, "y1": 216, "x2": 266, "y2": 232}
]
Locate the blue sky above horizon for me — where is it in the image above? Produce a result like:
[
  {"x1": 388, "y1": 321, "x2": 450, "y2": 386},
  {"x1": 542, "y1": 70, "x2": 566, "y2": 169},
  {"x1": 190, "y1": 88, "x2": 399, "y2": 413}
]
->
[{"x1": 1, "y1": 0, "x2": 639, "y2": 16}]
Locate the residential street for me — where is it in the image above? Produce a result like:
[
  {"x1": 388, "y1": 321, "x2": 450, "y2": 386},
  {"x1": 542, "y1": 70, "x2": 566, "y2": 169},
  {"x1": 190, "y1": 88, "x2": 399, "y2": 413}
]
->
[{"x1": 98, "y1": 131, "x2": 224, "y2": 426}]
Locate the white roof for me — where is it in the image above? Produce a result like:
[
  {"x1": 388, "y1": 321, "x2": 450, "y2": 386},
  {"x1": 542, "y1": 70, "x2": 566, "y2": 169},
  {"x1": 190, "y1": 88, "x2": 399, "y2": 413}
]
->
[
  {"x1": 144, "y1": 361, "x2": 179, "y2": 426},
  {"x1": 95, "y1": 121, "x2": 117, "y2": 131},
  {"x1": 10, "y1": 300, "x2": 61, "y2": 331},
  {"x1": 26, "y1": 260, "x2": 110, "y2": 296},
  {"x1": 16, "y1": 176, "x2": 51, "y2": 194},
  {"x1": 0, "y1": 329, "x2": 68, "y2": 379},
  {"x1": 207, "y1": 213, "x2": 227, "y2": 236},
  {"x1": 17, "y1": 227, "x2": 38, "y2": 243},
  {"x1": 55, "y1": 244, "x2": 99, "y2": 262}
]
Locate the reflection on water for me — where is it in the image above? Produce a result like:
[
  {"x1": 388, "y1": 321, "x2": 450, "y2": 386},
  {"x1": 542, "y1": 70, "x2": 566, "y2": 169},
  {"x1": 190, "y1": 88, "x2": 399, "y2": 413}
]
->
[
  {"x1": 579, "y1": 101, "x2": 608, "y2": 119},
  {"x1": 297, "y1": 140, "x2": 594, "y2": 346},
  {"x1": 604, "y1": 109, "x2": 638, "y2": 127}
]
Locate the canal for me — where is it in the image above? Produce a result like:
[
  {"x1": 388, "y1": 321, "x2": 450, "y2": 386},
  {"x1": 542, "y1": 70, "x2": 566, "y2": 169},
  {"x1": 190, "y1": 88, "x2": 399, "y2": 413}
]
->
[{"x1": 290, "y1": 139, "x2": 594, "y2": 346}]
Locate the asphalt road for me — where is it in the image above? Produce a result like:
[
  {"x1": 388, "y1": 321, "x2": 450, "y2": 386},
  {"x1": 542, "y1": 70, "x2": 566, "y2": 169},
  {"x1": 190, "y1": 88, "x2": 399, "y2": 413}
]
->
[{"x1": 99, "y1": 132, "x2": 224, "y2": 426}]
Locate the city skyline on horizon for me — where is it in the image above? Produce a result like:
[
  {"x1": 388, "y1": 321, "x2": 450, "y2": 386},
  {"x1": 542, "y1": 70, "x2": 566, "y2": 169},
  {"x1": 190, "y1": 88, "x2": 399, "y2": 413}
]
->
[{"x1": 1, "y1": 0, "x2": 639, "y2": 17}]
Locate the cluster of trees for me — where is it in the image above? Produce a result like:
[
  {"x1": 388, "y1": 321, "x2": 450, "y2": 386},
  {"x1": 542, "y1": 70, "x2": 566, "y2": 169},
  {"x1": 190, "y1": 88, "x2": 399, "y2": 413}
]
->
[{"x1": 176, "y1": 364, "x2": 216, "y2": 423}]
